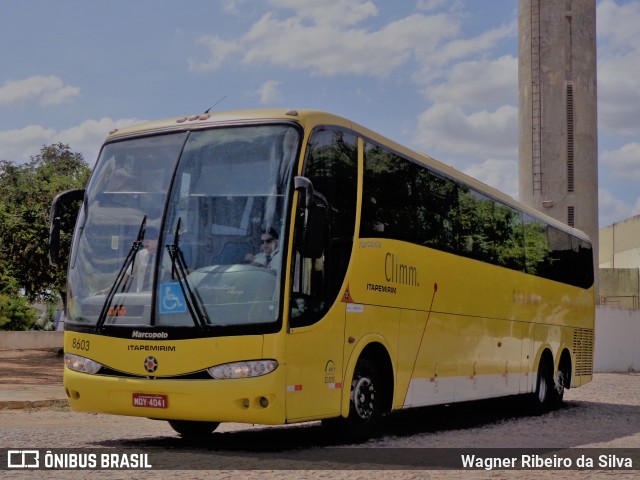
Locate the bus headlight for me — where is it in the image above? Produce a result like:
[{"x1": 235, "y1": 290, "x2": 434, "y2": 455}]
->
[
  {"x1": 65, "y1": 353, "x2": 103, "y2": 374},
  {"x1": 207, "y1": 360, "x2": 278, "y2": 379}
]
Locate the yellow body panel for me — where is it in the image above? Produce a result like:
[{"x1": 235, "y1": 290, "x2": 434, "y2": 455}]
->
[
  {"x1": 340, "y1": 237, "x2": 594, "y2": 408},
  {"x1": 64, "y1": 368, "x2": 285, "y2": 424},
  {"x1": 65, "y1": 333, "x2": 265, "y2": 377},
  {"x1": 284, "y1": 304, "x2": 346, "y2": 421},
  {"x1": 64, "y1": 332, "x2": 286, "y2": 424}
]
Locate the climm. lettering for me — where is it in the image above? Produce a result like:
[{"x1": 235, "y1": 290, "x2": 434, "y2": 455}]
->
[{"x1": 384, "y1": 253, "x2": 418, "y2": 286}]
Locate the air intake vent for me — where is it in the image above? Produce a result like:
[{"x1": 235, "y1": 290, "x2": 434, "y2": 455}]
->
[
  {"x1": 568, "y1": 205, "x2": 575, "y2": 227},
  {"x1": 566, "y1": 83, "x2": 575, "y2": 192},
  {"x1": 573, "y1": 328, "x2": 594, "y2": 376}
]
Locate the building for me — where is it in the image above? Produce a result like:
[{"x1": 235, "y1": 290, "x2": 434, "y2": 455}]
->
[
  {"x1": 599, "y1": 216, "x2": 640, "y2": 309},
  {"x1": 518, "y1": 0, "x2": 599, "y2": 268}
]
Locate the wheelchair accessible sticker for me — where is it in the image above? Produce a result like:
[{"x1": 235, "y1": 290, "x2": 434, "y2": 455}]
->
[{"x1": 159, "y1": 282, "x2": 187, "y2": 314}]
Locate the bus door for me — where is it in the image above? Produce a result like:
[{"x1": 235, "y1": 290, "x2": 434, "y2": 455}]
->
[
  {"x1": 285, "y1": 266, "x2": 347, "y2": 421},
  {"x1": 284, "y1": 127, "x2": 358, "y2": 421}
]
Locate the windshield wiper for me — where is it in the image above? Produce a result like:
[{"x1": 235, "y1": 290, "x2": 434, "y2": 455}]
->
[
  {"x1": 96, "y1": 215, "x2": 147, "y2": 330},
  {"x1": 166, "y1": 217, "x2": 210, "y2": 329}
]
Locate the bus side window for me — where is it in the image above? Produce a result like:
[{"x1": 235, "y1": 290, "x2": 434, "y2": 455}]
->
[{"x1": 290, "y1": 128, "x2": 358, "y2": 328}]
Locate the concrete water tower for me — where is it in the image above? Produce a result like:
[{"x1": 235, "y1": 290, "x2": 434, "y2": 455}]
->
[{"x1": 518, "y1": 0, "x2": 598, "y2": 264}]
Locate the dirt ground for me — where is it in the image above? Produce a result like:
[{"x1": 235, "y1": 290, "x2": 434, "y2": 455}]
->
[{"x1": 0, "y1": 348, "x2": 64, "y2": 386}]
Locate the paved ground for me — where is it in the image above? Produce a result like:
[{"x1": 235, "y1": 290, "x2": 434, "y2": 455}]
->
[{"x1": 1, "y1": 350, "x2": 639, "y2": 478}]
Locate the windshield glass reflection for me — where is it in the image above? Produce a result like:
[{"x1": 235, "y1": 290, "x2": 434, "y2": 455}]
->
[
  {"x1": 66, "y1": 125, "x2": 298, "y2": 334},
  {"x1": 159, "y1": 125, "x2": 297, "y2": 329}
]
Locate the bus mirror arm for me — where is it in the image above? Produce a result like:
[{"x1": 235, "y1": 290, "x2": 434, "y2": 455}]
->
[
  {"x1": 294, "y1": 176, "x2": 328, "y2": 259},
  {"x1": 49, "y1": 216, "x2": 61, "y2": 265},
  {"x1": 294, "y1": 176, "x2": 313, "y2": 208}
]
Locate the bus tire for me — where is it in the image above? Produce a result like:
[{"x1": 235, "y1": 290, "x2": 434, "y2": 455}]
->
[
  {"x1": 531, "y1": 354, "x2": 554, "y2": 414},
  {"x1": 168, "y1": 420, "x2": 220, "y2": 438},
  {"x1": 551, "y1": 355, "x2": 571, "y2": 408},
  {"x1": 327, "y1": 356, "x2": 383, "y2": 442},
  {"x1": 344, "y1": 357, "x2": 383, "y2": 442}
]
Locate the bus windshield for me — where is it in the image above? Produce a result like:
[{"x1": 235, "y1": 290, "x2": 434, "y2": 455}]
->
[{"x1": 66, "y1": 124, "x2": 299, "y2": 335}]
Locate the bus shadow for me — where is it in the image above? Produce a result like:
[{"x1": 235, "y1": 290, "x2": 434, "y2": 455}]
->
[{"x1": 95, "y1": 396, "x2": 640, "y2": 452}]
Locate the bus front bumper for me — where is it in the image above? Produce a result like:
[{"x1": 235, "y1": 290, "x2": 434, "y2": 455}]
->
[{"x1": 63, "y1": 367, "x2": 286, "y2": 425}]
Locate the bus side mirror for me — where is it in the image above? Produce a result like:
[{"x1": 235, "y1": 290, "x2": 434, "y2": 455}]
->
[
  {"x1": 294, "y1": 176, "x2": 328, "y2": 259},
  {"x1": 49, "y1": 188, "x2": 85, "y2": 265}
]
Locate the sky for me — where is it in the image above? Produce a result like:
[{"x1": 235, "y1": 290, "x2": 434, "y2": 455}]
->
[{"x1": 0, "y1": 0, "x2": 638, "y2": 228}]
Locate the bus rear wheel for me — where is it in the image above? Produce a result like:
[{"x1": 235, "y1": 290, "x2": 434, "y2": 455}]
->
[
  {"x1": 168, "y1": 420, "x2": 220, "y2": 438},
  {"x1": 550, "y1": 358, "x2": 570, "y2": 408}
]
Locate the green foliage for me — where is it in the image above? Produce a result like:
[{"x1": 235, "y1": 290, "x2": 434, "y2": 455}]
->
[
  {"x1": 361, "y1": 143, "x2": 560, "y2": 275},
  {"x1": 0, "y1": 272, "x2": 37, "y2": 330},
  {"x1": 34, "y1": 302, "x2": 57, "y2": 331},
  {"x1": 0, "y1": 143, "x2": 91, "y2": 304},
  {"x1": 0, "y1": 294, "x2": 37, "y2": 331}
]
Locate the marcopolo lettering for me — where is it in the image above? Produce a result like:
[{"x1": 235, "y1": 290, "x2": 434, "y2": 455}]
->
[{"x1": 131, "y1": 331, "x2": 169, "y2": 339}]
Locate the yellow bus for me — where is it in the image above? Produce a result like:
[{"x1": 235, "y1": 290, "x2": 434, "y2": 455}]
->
[{"x1": 50, "y1": 109, "x2": 594, "y2": 439}]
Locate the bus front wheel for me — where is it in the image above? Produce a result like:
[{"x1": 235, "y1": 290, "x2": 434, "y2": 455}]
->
[
  {"x1": 168, "y1": 420, "x2": 220, "y2": 438},
  {"x1": 343, "y1": 357, "x2": 384, "y2": 440}
]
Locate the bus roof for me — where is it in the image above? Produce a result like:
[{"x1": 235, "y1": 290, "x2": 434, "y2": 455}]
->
[{"x1": 106, "y1": 108, "x2": 591, "y2": 244}]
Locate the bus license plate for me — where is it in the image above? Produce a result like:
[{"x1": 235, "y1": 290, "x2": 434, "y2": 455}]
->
[{"x1": 132, "y1": 393, "x2": 168, "y2": 409}]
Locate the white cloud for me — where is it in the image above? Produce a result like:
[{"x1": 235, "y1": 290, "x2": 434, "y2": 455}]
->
[
  {"x1": 416, "y1": 0, "x2": 464, "y2": 12},
  {"x1": 189, "y1": 1, "x2": 519, "y2": 210},
  {"x1": 256, "y1": 80, "x2": 283, "y2": 105},
  {"x1": 463, "y1": 158, "x2": 518, "y2": 199},
  {"x1": 223, "y1": 0, "x2": 249, "y2": 15},
  {"x1": 57, "y1": 118, "x2": 142, "y2": 164},
  {"x1": 601, "y1": 142, "x2": 640, "y2": 180},
  {"x1": 598, "y1": 187, "x2": 639, "y2": 228},
  {"x1": 416, "y1": 0, "x2": 446, "y2": 11},
  {"x1": 409, "y1": 22, "x2": 515, "y2": 87},
  {"x1": 429, "y1": 23, "x2": 515, "y2": 68},
  {"x1": 597, "y1": 0, "x2": 640, "y2": 136},
  {"x1": 0, "y1": 76, "x2": 80, "y2": 107},
  {"x1": 598, "y1": 51, "x2": 640, "y2": 136},
  {"x1": 0, "y1": 125, "x2": 56, "y2": 162},
  {"x1": 239, "y1": 12, "x2": 458, "y2": 77},
  {"x1": 0, "y1": 117, "x2": 141, "y2": 165},
  {"x1": 591, "y1": 0, "x2": 640, "y2": 227},
  {"x1": 266, "y1": 0, "x2": 378, "y2": 27},
  {"x1": 414, "y1": 103, "x2": 518, "y2": 160},
  {"x1": 41, "y1": 85, "x2": 81, "y2": 106},
  {"x1": 424, "y1": 55, "x2": 517, "y2": 109},
  {"x1": 188, "y1": 37, "x2": 241, "y2": 72},
  {"x1": 189, "y1": 4, "x2": 460, "y2": 78},
  {"x1": 597, "y1": 0, "x2": 640, "y2": 50}
]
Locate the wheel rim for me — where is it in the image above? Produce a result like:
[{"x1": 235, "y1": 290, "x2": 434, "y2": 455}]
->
[
  {"x1": 352, "y1": 376, "x2": 376, "y2": 420},
  {"x1": 538, "y1": 375, "x2": 547, "y2": 403}
]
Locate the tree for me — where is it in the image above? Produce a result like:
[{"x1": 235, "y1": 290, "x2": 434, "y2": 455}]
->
[
  {"x1": 0, "y1": 143, "x2": 91, "y2": 303},
  {"x1": 0, "y1": 272, "x2": 37, "y2": 331}
]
